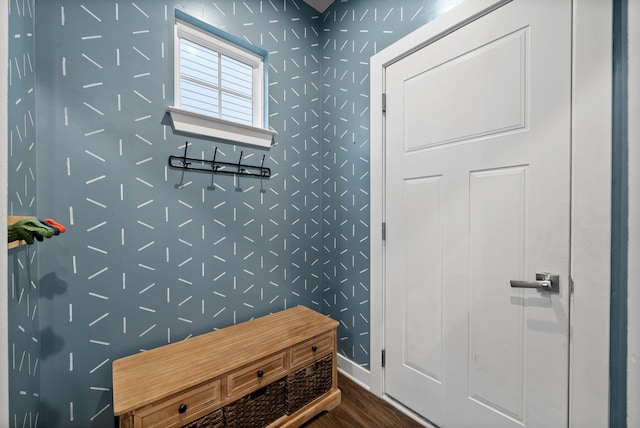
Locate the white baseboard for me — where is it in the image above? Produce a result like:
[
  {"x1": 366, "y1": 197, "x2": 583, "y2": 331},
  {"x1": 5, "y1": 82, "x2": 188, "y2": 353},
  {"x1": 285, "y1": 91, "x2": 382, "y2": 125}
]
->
[{"x1": 336, "y1": 354, "x2": 370, "y2": 389}]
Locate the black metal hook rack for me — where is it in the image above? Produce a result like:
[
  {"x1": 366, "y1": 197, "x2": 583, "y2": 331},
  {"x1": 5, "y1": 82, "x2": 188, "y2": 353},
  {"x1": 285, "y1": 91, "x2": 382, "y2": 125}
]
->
[{"x1": 168, "y1": 142, "x2": 271, "y2": 178}]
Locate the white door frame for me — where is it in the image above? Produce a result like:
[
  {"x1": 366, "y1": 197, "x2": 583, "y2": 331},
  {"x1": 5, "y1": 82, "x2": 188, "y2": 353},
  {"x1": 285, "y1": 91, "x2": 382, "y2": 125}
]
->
[{"x1": 369, "y1": 0, "x2": 612, "y2": 426}]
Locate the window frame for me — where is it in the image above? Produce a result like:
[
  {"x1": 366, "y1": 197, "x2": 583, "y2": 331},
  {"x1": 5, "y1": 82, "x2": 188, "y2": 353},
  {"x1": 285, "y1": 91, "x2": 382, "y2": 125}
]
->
[{"x1": 167, "y1": 12, "x2": 275, "y2": 148}]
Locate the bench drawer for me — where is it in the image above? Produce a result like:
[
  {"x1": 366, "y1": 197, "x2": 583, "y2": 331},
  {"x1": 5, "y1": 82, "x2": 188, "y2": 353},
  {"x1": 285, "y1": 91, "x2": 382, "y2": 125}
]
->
[
  {"x1": 227, "y1": 352, "x2": 287, "y2": 397},
  {"x1": 134, "y1": 380, "x2": 221, "y2": 428},
  {"x1": 290, "y1": 333, "x2": 333, "y2": 368}
]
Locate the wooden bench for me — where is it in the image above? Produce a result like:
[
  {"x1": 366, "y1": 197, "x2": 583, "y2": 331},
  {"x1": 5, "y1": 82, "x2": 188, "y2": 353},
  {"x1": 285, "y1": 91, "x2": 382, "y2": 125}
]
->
[{"x1": 112, "y1": 306, "x2": 341, "y2": 427}]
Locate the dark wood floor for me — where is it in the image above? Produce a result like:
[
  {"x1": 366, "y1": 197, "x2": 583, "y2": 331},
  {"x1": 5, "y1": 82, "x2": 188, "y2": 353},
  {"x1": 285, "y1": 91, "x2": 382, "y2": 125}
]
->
[{"x1": 302, "y1": 374, "x2": 424, "y2": 428}]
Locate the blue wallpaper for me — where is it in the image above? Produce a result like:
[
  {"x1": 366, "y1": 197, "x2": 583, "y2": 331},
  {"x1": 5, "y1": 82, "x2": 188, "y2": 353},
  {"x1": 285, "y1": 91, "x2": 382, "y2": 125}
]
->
[
  {"x1": 7, "y1": 0, "x2": 40, "y2": 426},
  {"x1": 7, "y1": 0, "x2": 460, "y2": 426},
  {"x1": 36, "y1": 0, "x2": 323, "y2": 426},
  {"x1": 34, "y1": 1, "x2": 323, "y2": 425}
]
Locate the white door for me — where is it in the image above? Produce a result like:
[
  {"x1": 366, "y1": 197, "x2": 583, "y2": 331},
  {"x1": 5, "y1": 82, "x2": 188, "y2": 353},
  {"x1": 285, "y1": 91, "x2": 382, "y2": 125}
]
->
[{"x1": 383, "y1": 1, "x2": 572, "y2": 427}]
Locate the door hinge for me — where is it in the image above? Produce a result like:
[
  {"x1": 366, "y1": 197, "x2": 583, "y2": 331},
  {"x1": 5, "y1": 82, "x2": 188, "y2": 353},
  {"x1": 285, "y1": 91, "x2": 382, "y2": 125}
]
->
[
  {"x1": 381, "y1": 349, "x2": 386, "y2": 367},
  {"x1": 382, "y1": 222, "x2": 386, "y2": 241},
  {"x1": 569, "y1": 275, "x2": 574, "y2": 294},
  {"x1": 382, "y1": 93, "x2": 387, "y2": 113}
]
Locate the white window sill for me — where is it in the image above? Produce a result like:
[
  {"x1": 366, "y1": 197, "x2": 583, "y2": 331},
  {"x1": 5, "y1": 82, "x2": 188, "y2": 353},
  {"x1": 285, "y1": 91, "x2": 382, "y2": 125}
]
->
[{"x1": 167, "y1": 106, "x2": 276, "y2": 148}]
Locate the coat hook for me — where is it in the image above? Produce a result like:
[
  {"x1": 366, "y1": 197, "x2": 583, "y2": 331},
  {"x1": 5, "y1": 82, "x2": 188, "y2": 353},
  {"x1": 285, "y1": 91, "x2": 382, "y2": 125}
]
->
[
  {"x1": 182, "y1": 141, "x2": 191, "y2": 167},
  {"x1": 237, "y1": 151, "x2": 246, "y2": 174},
  {"x1": 212, "y1": 147, "x2": 220, "y2": 171}
]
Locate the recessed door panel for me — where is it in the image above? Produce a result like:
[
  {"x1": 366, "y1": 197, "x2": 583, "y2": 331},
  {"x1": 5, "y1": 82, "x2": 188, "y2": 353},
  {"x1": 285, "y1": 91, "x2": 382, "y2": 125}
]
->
[
  {"x1": 404, "y1": 29, "x2": 527, "y2": 152},
  {"x1": 469, "y1": 167, "x2": 527, "y2": 421},
  {"x1": 402, "y1": 176, "x2": 443, "y2": 382}
]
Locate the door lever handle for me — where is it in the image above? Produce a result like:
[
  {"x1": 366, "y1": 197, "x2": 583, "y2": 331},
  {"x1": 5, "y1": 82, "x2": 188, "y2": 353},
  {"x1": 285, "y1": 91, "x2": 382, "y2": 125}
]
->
[{"x1": 510, "y1": 273, "x2": 559, "y2": 293}]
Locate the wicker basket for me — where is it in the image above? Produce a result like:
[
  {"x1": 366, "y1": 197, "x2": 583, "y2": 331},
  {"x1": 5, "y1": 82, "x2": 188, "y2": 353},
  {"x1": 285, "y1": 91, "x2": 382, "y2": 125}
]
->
[
  {"x1": 181, "y1": 408, "x2": 224, "y2": 428},
  {"x1": 286, "y1": 354, "x2": 333, "y2": 414},
  {"x1": 224, "y1": 378, "x2": 286, "y2": 428}
]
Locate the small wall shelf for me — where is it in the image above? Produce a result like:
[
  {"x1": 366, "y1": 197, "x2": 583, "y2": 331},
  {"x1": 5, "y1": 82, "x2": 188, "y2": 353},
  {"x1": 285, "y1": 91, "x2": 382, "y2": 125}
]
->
[
  {"x1": 167, "y1": 107, "x2": 276, "y2": 149},
  {"x1": 8, "y1": 216, "x2": 36, "y2": 249}
]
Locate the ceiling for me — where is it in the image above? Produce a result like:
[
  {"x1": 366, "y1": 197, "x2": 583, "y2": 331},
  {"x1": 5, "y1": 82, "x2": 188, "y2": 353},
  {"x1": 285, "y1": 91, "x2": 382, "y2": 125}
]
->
[{"x1": 303, "y1": 0, "x2": 335, "y2": 13}]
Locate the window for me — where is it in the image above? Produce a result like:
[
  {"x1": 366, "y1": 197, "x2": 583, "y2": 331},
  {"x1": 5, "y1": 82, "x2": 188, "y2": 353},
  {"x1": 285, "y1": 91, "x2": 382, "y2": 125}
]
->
[{"x1": 167, "y1": 11, "x2": 276, "y2": 148}]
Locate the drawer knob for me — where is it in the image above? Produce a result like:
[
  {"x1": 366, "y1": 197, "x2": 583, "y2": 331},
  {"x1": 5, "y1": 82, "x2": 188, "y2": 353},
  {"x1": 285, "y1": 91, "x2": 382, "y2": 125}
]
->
[
  {"x1": 257, "y1": 370, "x2": 264, "y2": 378},
  {"x1": 311, "y1": 345, "x2": 318, "y2": 352},
  {"x1": 178, "y1": 404, "x2": 188, "y2": 414}
]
